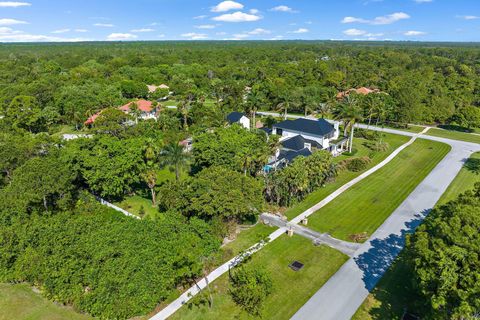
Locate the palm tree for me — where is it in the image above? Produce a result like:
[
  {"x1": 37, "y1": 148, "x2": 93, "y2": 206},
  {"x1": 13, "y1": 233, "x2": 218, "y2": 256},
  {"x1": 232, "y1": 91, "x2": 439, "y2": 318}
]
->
[
  {"x1": 245, "y1": 87, "x2": 264, "y2": 129},
  {"x1": 142, "y1": 138, "x2": 162, "y2": 205},
  {"x1": 161, "y1": 141, "x2": 190, "y2": 181},
  {"x1": 335, "y1": 95, "x2": 363, "y2": 153}
]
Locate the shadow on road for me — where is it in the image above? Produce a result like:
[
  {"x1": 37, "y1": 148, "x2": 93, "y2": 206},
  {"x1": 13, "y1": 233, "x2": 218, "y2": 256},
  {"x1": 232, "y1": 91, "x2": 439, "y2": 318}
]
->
[{"x1": 354, "y1": 209, "x2": 430, "y2": 291}]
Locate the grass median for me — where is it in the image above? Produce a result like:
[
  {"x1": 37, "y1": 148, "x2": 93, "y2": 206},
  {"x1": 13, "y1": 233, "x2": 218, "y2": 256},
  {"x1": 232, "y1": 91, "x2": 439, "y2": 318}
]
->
[
  {"x1": 426, "y1": 128, "x2": 480, "y2": 144},
  {"x1": 306, "y1": 139, "x2": 451, "y2": 241}
]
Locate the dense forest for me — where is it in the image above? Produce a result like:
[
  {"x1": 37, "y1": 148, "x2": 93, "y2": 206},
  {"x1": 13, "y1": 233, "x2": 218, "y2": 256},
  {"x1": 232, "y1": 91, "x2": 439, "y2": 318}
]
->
[{"x1": 0, "y1": 41, "x2": 479, "y2": 319}]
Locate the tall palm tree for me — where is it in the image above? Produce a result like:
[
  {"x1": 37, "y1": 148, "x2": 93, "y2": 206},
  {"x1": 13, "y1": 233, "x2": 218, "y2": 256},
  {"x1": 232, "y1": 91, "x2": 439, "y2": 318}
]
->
[
  {"x1": 335, "y1": 95, "x2": 363, "y2": 153},
  {"x1": 245, "y1": 87, "x2": 264, "y2": 129},
  {"x1": 161, "y1": 141, "x2": 190, "y2": 181}
]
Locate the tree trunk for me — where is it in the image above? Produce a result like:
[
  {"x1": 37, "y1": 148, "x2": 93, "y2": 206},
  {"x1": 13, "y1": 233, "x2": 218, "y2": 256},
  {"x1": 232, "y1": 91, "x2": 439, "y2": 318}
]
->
[
  {"x1": 175, "y1": 163, "x2": 180, "y2": 181},
  {"x1": 252, "y1": 108, "x2": 256, "y2": 130},
  {"x1": 43, "y1": 196, "x2": 48, "y2": 212},
  {"x1": 150, "y1": 187, "x2": 156, "y2": 206},
  {"x1": 349, "y1": 125, "x2": 354, "y2": 153}
]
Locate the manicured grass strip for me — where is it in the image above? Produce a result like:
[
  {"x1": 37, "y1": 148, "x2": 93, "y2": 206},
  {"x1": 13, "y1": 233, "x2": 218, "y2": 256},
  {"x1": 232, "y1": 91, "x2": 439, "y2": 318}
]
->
[
  {"x1": 426, "y1": 128, "x2": 480, "y2": 144},
  {"x1": 0, "y1": 283, "x2": 90, "y2": 320},
  {"x1": 307, "y1": 139, "x2": 451, "y2": 241},
  {"x1": 217, "y1": 134, "x2": 408, "y2": 259},
  {"x1": 285, "y1": 133, "x2": 410, "y2": 220},
  {"x1": 171, "y1": 235, "x2": 348, "y2": 320},
  {"x1": 438, "y1": 152, "x2": 480, "y2": 205}
]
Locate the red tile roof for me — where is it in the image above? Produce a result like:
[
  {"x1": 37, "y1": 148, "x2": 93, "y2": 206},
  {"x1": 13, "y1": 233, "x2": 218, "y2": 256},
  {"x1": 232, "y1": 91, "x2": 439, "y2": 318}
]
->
[
  {"x1": 119, "y1": 100, "x2": 154, "y2": 113},
  {"x1": 85, "y1": 100, "x2": 155, "y2": 125},
  {"x1": 336, "y1": 87, "x2": 381, "y2": 99}
]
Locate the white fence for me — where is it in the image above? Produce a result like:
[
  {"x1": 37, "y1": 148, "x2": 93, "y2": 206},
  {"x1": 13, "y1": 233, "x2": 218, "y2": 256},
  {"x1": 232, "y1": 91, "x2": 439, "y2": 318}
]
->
[{"x1": 96, "y1": 196, "x2": 140, "y2": 220}]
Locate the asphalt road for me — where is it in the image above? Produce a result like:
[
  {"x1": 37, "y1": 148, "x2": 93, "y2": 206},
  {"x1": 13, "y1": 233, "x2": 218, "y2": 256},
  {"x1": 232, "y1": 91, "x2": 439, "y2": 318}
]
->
[{"x1": 291, "y1": 126, "x2": 480, "y2": 320}]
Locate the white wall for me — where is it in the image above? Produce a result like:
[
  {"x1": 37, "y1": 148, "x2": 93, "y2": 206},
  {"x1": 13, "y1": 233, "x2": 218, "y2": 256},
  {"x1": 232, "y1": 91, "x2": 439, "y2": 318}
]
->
[
  {"x1": 274, "y1": 128, "x2": 327, "y2": 148},
  {"x1": 239, "y1": 116, "x2": 251, "y2": 130}
]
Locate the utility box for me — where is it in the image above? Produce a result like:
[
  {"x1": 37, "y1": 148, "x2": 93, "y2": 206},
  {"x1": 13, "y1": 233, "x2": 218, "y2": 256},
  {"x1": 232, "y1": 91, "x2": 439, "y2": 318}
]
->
[
  {"x1": 287, "y1": 228, "x2": 294, "y2": 237},
  {"x1": 301, "y1": 218, "x2": 308, "y2": 225}
]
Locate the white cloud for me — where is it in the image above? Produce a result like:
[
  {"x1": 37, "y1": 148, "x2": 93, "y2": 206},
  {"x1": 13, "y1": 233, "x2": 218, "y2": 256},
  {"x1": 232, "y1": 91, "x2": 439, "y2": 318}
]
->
[
  {"x1": 270, "y1": 5, "x2": 296, "y2": 13},
  {"x1": 413, "y1": 0, "x2": 432, "y2": 3},
  {"x1": 249, "y1": 9, "x2": 259, "y2": 14},
  {"x1": 107, "y1": 33, "x2": 137, "y2": 41},
  {"x1": 75, "y1": 29, "x2": 88, "y2": 33},
  {"x1": 342, "y1": 12, "x2": 410, "y2": 25},
  {"x1": 0, "y1": 18, "x2": 27, "y2": 25},
  {"x1": 457, "y1": 15, "x2": 479, "y2": 20},
  {"x1": 291, "y1": 28, "x2": 309, "y2": 34},
  {"x1": 403, "y1": 30, "x2": 426, "y2": 36},
  {"x1": 93, "y1": 23, "x2": 114, "y2": 27},
  {"x1": 212, "y1": 11, "x2": 261, "y2": 22},
  {"x1": 158, "y1": 34, "x2": 165, "y2": 38},
  {"x1": 343, "y1": 28, "x2": 367, "y2": 36},
  {"x1": 0, "y1": 1, "x2": 31, "y2": 7},
  {"x1": 233, "y1": 33, "x2": 249, "y2": 39},
  {"x1": 267, "y1": 35, "x2": 283, "y2": 40},
  {"x1": 51, "y1": 28, "x2": 70, "y2": 34},
  {"x1": 193, "y1": 15, "x2": 208, "y2": 20},
  {"x1": 211, "y1": 1, "x2": 244, "y2": 13},
  {"x1": 0, "y1": 28, "x2": 90, "y2": 42},
  {"x1": 195, "y1": 24, "x2": 216, "y2": 29},
  {"x1": 216, "y1": 31, "x2": 227, "y2": 35},
  {"x1": 181, "y1": 32, "x2": 208, "y2": 40},
  {"x1": 131, "y1": 28, "x2": 155, "y2": 32},
  {"x1": 248, "y1": 28, "x2": 270, "y2": 35}
]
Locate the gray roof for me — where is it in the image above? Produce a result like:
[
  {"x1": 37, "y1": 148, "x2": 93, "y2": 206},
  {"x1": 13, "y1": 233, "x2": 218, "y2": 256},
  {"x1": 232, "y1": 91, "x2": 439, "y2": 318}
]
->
[
  {"x1": 226, "y1": 112, "x2": 245, "y2": 123},
  {"x1": 279, "y1": 148, "x2": 312, "y2": 164},
  {"x1": 273, "y1": 118, "x2": 334, "y2": 137},
  {"x1": 281, "y1": 135, "x2": 321, "y2": 151}
]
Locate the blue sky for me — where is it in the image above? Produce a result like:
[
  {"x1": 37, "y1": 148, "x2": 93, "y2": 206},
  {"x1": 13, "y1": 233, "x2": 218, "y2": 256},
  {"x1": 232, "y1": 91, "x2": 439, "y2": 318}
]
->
[{"x1": 0, "y1": 0, "x2": 479, "y2": 42}]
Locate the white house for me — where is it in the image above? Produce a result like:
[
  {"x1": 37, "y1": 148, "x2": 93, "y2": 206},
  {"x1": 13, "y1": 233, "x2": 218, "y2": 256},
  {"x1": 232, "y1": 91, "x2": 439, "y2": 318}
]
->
[
  {"x1": 226, "y1": 112, "x2": 250, "y2": 130},
  {"x1": 271, "y1": 118, "x2": 347, "y2": 156}
]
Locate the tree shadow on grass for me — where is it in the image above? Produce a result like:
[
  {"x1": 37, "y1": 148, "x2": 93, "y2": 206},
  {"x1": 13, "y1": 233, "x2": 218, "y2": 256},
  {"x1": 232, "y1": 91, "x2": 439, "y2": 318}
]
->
[
  {"x1": 438, "y1": 124, "x2": 473, "y2": 133},
  {"x1": 354, "y1": 210, "x2": 430, "y2": 292},
  {"x1": 464, "y1": 158, "x2": 480, "y2": 175}
]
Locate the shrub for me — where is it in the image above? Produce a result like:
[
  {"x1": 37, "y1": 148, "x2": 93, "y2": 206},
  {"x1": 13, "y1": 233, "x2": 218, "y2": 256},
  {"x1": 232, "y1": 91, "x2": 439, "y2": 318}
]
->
[
  {"x1": 337, "y1": 156, "x2": 372, "y2": 172},
  {"x1": 365, "y1": 140, "x2": 390, "y2": 152}
]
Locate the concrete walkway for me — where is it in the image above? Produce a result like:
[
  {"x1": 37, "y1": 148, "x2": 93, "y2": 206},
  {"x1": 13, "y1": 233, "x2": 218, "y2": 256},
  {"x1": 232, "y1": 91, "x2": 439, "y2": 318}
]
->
[
  {"x1": 292, "y1": 126, "x2": 480, "y2": 320},
  {"x1": 261, "y1": 213, "x2": 361, "y2": 257},
  {"x1": 149, "y1": 127, "x2": 430, "y2": 320}
]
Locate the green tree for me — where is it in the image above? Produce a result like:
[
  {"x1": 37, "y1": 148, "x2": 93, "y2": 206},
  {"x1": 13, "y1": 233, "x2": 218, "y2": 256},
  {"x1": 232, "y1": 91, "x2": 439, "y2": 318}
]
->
[
  {"x1": 120, "y1": 80, "x2": 148, "y2": 99},
  {"x1": 335, "y1": 95, "x2": 363, "y2": 153},
  {"x1": 229, "y1": 266, "x2": 273, "y2": 316},
  {"x1": 93, "y1": 108, "x2": 132, "y2": 137},
  {"x1": 161, "y1": 141, "x2": 190, "y2": 181},
  {"x1": 408, "y1": 184, "x2": 480, "y2": 319},
  {"x1": 1, "y1": 155, "x2": 76, "y2": 212},
  {"x1": 6, "y1": 96, "x2": 43, "y2": 133}
]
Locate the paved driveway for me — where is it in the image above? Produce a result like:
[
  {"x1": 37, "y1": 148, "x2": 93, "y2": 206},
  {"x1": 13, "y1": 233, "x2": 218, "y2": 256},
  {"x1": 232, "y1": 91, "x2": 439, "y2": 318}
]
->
[{"x1": 291, "y1": 127, "x2": 480, "y2": 320}]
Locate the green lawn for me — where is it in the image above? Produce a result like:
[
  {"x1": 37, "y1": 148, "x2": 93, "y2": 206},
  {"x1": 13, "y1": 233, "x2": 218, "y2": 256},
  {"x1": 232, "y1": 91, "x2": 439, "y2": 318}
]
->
[
  {"x1": 353, "y1": 151, "x2": 480, "y2": 320},
  {"x1": 220, "y1": 224, "x2": 276, "y2": 261},
  {"x1": 351, "y1": 252, "x2": 422, "y2": 320},
  {"x1": 171, "y1": 235, "x2": 348, "y2": 320},
  {"x1": 114, "y1": 195, "x2": 158, "y2": 217},
  {"x1": 0, "y1": 284, "x2": 90, "y2": 320},
  {"x1": 426, "y1": 128, "x2": 480, "y2": 144},
  {"x1": 285, "y1": 133, "x2": 410, "y2": 220},
  {"x1": 438, "y1": 152, "x2": 480, "y2": 205},
  {"x1": 307, "y1": 139, "x2": 451, "y2": 241}
]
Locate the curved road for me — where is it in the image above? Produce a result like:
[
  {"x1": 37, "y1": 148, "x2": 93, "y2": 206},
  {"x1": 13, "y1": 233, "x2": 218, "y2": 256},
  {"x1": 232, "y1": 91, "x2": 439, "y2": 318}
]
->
[{"x1": 291, "y1": 125, "x2": 480, "y2": 320}]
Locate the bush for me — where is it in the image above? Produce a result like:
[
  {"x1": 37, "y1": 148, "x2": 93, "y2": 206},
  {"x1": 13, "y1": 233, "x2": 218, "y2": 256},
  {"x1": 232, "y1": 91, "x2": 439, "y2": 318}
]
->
[
  {"x1": 337, "y1": 156, "x2": 372, "y2": 172},
  {"x1": 229, "y1": 266, "x2": 273, "y2": 316},
  {"x1": 365, "y1": 140, "x2": 390, "y2": 152},
  {"x1": 0, "y1": 199, "x2": 221, "y2": 319}
]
